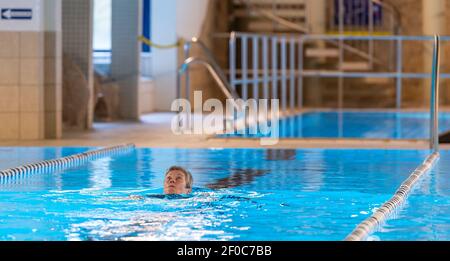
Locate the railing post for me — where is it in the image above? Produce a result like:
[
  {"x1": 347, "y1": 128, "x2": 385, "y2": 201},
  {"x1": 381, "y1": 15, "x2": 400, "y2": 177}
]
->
[
  {"x1": 298, "y1": 36, "x2": 304, "y2": 109},
  {"x1": 229, "y1": 32, "x2": 237, "y2": 93},
  {"x1": 262, "y1": 36, "x2": 269, "y2": 100},
  {"x1": 338, "y1": 0, "x2": 344, "y2": 36},
  {"x1": 176, "y1": 69, "x2": 182, "y2": 100},
  {"x1": 281, "y1": 36, "x2": 287, "y2": 113},
  {"x1": 430, "y1": 35, "x2": 440, "y2": 152},
  {"x1": 289, "y1": 37, "x2": 296, "y2": 111},
  {"x1": 184, "y1": 41, "x2": 192, "y2": 101},
  {"x1": 396, "y1": 37, "x2": 403, "y2": 109},
  {"x1": 368, "y1": 0, "x2": 374, "y2": 68},
  {"x1": 338, "y1": 0, "x2": 345, "y2": 109},
  {"x1": 242, "y1": 35, "x2": 249, "y2": 100},
  {"x1": 252, "y1": 35, "x2": 259, "y2": 101},
  {"x1": 272, "y1": 36, "x2": 278, "y2": 101}
]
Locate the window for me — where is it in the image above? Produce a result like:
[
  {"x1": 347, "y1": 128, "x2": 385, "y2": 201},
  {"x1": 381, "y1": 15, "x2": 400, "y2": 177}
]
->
[
  {"x1": 93, "y1": 0, "x2": 112, "y2": 73},
  {"x1": 93, "y1": 0, "x2": 111, "y2": 52}
]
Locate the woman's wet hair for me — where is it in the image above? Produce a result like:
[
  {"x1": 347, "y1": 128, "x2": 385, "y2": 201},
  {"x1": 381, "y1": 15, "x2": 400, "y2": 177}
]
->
[{"x1": 165, "y1": 166, "x2": 193, "y2": 189}]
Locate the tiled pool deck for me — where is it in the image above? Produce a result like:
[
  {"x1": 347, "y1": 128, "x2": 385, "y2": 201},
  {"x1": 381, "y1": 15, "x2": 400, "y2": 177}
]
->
[{"x1": 0, "y1": 111, "x2": 448, "y2": 150}]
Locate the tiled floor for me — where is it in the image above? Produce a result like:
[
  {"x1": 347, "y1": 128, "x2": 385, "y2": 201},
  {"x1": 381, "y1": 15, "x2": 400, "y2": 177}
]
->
[{"x1": 0, "y1": 112, "x2": 447, "y2": 150}]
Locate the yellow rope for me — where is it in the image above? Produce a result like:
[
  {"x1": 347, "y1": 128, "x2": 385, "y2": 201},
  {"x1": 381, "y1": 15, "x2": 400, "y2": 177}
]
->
[{"x1": 138, "y1": 35, "x2": 184, "y2": 49}]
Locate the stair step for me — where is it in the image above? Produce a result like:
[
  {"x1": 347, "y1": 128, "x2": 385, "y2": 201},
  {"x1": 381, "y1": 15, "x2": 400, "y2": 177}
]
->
[
  {"x1": 361, "y1": 77, "x2": 392, "y2": 84},
  {"x1": 305, "y1": 48, "x2": 339, "y2": 58},
  {"x1": 341, "y1": 62, "x2": 371, "y2": 71},
  {"x1": 246, "y1": 21, "x2": 307, "y2": 32},
  {"x1": 233, "y1": 0, "x2": 306, "y2": 5},
  {"x1": 234, "y1": 9, "x2": 306, "y2": 19}
]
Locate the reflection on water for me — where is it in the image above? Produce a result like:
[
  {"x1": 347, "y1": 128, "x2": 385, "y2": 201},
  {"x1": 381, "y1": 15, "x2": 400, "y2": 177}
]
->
[{"x1": 207, "y1": 169, "x2": 268, "y2": 189}]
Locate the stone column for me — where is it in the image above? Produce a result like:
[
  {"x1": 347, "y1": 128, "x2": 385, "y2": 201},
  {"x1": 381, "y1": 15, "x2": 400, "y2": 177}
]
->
[
  {"x1": 111, "y1": 0, "x2": 141, "y2": 119},
  {"x1": 308, "y1": 0, "x2": 327, "y2": 35}
]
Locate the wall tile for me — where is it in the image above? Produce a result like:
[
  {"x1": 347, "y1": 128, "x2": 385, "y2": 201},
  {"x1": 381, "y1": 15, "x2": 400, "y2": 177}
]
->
[
  {"x1": 0, "y1": 32, "x2": 20, "y2": 58},
  {"x1": 20, "y1": 32, "x2": 44, "y2": 58},
  {"x1": 0, "y1": 113, "x2": 19, "y2": 140},
  {"x1": 44, "y1": 58, "x2": 56, "y2": 85},
  {"x1": 0, "y1": 59, "x2": 19, "y2": 85},
  {"x1": 0, "y1": 86, "x2": 19, "y2": 112},
  {"x1": 20, "y1": 85, "x2": 43, "y2": 112},
  {"x1": 20, "y1": 112, "x2": 43, "y2": 140},
  {"x1": 20, "y1": 58, "x2": 43, "y2": 85},
  {"x1": 44, "y1": 32, "x2": 57, "y2": 58}
]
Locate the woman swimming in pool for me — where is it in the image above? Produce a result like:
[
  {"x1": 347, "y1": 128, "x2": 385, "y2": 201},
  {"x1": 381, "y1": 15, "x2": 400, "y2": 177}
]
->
[{"x1": 163, "y1": 166, "x2": 193, "y2": 195}]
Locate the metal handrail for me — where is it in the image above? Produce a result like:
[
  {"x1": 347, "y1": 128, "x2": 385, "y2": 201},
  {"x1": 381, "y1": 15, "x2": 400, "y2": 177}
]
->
[
  {"x1": 177, "y1": 57, "x2": 240, "y2": 101},
  {"x1": 180, "y1": 38, "x2": 236, "y2": 100},
  {"x1": 430, "y1": 35, "x2": 440, "y2": 152}
]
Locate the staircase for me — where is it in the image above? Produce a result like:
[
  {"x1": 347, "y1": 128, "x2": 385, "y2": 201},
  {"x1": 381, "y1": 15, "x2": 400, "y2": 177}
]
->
[
  {"x1": 228, "y1": 0, "x2": 401, "y2": 108},
  {"x1": 232, "y1": 0, "x2": 308, "y2": 33}
]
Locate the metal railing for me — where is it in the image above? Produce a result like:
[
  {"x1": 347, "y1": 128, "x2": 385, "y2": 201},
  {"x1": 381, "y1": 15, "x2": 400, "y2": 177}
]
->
[
  {"x1": 226, "y1": 32, "x2": 450, "y2": 113},
  {"x1": 236, "y1": 0, "x2": 309, "y2": 33},
  {"x1": 177, "y1": 38, "x2": 239, "y2": 102},
  {"x1": 236, "y1": 0, "x2": 401, "y2": 71},
  {"x1": 331, "y1": 0, "x2": 401, "y2": 70}
]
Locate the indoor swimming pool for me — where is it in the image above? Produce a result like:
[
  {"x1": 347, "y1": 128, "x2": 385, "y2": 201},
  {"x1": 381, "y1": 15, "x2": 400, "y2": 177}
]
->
[
  {"x1": 0, "y1": 147, "x2": 448, "y2": 241},
  {"x1": 221, "y1": 111, "x2": 450, "y2": 140}
]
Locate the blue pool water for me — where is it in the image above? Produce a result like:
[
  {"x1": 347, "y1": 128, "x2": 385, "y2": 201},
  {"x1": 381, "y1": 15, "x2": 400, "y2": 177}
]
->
[
  {"x1": 0, "y1": 147, "x2": 88, "y2": 170},
  {"x1": 0, "y1": 147, "x2": 448, "y2": 241},
  {"x1": 221, "y1": 111, "x2": 450, "y2": 139},
  {"x1": 371, "y1": 151, "x2": 450, "y2": 241}
]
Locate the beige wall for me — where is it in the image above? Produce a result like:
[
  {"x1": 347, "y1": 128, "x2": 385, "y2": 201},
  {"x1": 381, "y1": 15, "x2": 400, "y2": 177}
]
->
[
  {"x1": 152, "y1": 0, "x2": 219, "y2": 111},
  {"x1": 176, "y1": 0, "x2": 210, "y2": 40},
  {"x1": 151, "y1": 0, "x2": 178, "y2": 111},
  {"x1": 111, "y1": 0, "x2": 141, "y2": 119},
  {"x1": 0, "y1": 1, "x2": 61, "y2": 140},
  {"x1": 177, "y1": 0, "x2": 230, "y2": 110}
]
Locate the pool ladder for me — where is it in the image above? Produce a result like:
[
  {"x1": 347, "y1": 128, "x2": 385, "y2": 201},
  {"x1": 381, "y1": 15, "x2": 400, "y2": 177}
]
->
[{"x1": 177, "y1": 38, "x2": 240, "y2": 102}]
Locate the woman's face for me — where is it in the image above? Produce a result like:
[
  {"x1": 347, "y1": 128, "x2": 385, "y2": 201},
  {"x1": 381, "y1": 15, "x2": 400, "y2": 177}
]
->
[{"x1": 164, "y1": 170, "x2": 190, "y2": 194}]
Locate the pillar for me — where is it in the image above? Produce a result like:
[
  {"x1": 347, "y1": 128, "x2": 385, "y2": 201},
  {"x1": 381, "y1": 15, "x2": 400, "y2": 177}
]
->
[{"x1": 111, "y1": 0, "x2": 141, "y2": 119}]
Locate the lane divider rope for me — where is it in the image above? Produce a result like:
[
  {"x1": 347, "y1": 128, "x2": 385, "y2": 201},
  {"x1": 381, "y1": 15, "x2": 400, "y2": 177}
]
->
[
  {"x1": 0, "y1": 144, "x2": 135, "y2": 179},
  {"x1": 345, "y1": 152, "x2": 440, "y2": 241}
]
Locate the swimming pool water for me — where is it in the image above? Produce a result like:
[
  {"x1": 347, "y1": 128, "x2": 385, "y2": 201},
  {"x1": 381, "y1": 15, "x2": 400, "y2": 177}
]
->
[
  {"x1": 1, "y1": 148, "x2": 447, "y2": 241},
  {"x1": 221, "y1": 111, "x2": 450, "y2": 139},
  {"x1": 371, "y1": 151, "x2": 450, "y2": 241},
  {"x1": 0, "y1": 147, "x2": 88, "y2": 170}
]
